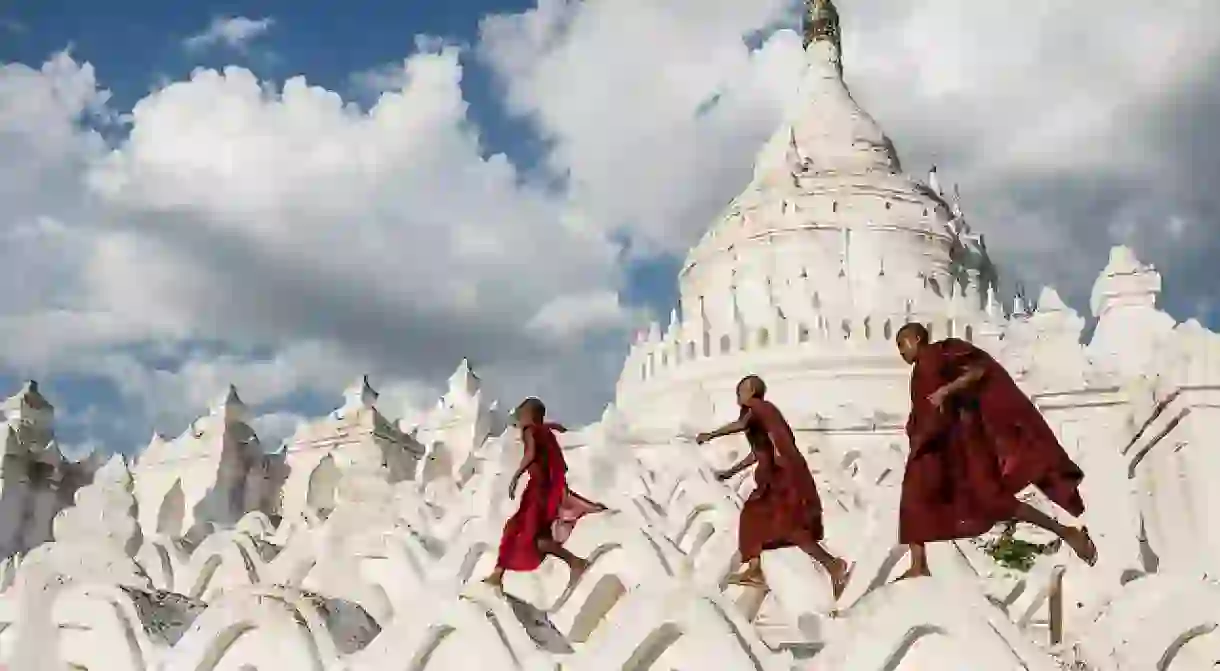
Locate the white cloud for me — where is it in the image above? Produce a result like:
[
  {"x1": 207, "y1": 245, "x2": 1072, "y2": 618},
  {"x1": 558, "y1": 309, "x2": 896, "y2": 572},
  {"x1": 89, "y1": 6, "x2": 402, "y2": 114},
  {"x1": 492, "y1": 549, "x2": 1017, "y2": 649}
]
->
[
  {"x1": 527, "y1": 291, "x2": 638, "y2": 342},
  {"x1": 2, "y1": 0, "x2": 1219, "y2": 453},
  {"x1": 82, "y1": 47, "x2": 624, "y2": 360},
  {"x1": 478, "y1": 0, "x2": 803, "y2": 254},
  {"x1": 183, "y1": 16, "x2": 275, "y2": 53},
  {"x1": 837, "y1": 0, "x2": 1220, "y2": 279},
  {"x1": 0, "y1": 42, "x2": 633, "y2": 442},
  {"x1": 350, "y1": 36, "x2": 451, "y2": 95},
  {"x1": 350, "y1": 62, "x2": 412, "y2": 95}
]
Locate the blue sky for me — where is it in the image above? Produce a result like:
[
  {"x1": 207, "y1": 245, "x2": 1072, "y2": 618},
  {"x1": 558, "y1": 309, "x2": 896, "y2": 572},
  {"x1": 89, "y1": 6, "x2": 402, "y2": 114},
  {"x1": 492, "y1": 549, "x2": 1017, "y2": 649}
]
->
[{"x1": 2, "y1": 0, "x2": 1218, "y2": 456}]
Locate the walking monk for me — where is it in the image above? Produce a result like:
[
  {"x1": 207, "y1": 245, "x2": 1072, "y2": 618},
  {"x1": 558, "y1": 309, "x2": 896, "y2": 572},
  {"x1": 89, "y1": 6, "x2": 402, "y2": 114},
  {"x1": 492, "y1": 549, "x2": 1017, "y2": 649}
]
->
[
  {"x1": 697, "y1": 376, "x2": 850, "y2": 596},
  {"x1": 895, "y1": 322, "x2": 1098, "y2": 579},
  {"x1": 483, "y1": 397, "x2": 607, "y2": 593}
]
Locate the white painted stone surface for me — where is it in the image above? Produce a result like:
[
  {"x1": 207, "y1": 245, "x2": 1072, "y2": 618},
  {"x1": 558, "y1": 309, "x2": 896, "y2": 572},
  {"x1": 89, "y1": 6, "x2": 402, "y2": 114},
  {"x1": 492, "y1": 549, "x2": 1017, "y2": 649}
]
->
[{"x1": 1, "y1": 4, "x2": 1218, "y2": 669}]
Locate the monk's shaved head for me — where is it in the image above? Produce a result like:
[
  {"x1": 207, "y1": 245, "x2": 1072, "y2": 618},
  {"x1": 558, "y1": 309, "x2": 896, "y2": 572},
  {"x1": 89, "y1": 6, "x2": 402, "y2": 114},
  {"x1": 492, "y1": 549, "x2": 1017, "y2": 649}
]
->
[
  {"x1": 896, "y1": 322, "x2": 929, "y2": 343},
  {"x1": 516, "y1": 397, "x2": 546, "y2": 422},
  {"x1": 737, "y1": 375, "x2": 766, "y2": 403},
  {"x1": 895, "y1": 322, "x2": 929, "y2": 364}
]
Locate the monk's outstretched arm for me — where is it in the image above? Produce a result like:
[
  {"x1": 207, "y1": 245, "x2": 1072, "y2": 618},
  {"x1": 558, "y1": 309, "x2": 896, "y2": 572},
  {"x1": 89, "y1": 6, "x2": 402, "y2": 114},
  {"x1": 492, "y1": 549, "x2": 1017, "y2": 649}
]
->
[{"x1": 697, "y1": 409, "x2": 754, "y2": 443}]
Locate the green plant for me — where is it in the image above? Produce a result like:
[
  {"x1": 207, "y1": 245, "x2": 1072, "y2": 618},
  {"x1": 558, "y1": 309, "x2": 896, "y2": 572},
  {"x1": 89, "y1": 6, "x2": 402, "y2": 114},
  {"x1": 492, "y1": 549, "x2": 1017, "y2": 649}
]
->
[{"x1": 982, "y1": 524, "x2": 1052, "y2": 572}]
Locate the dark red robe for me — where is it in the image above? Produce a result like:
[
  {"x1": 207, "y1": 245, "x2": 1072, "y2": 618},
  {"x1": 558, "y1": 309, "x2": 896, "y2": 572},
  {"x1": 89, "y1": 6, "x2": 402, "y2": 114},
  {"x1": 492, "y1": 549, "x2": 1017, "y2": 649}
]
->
[
  {"x1": 737, "y1": 398, "x2": 825, "y2": 562},
  {"x1": 496, "y1": 423, "x2": 604, "y2": 571},
  {"x1": 899, "y1": 338, "x2": 1086, "y2": 544}
]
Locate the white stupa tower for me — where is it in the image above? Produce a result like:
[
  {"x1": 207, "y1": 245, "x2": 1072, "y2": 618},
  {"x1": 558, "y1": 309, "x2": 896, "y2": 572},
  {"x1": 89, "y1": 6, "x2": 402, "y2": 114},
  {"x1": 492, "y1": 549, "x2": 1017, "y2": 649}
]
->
[{"x1": 614, "y1": 0, "x2": 998, "y2": 439}]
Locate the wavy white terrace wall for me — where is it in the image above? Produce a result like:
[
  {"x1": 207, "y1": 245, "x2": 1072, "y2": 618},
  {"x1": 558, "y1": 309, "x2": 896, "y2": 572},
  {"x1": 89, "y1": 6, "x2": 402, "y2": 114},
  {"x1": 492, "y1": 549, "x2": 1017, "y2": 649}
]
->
[
  {"x1": 0, "y1": 311, "x2": 1215, "y2": 671},
  {"x1": 1118, "y1": 385, "x2": 1220, "y2": 578}
]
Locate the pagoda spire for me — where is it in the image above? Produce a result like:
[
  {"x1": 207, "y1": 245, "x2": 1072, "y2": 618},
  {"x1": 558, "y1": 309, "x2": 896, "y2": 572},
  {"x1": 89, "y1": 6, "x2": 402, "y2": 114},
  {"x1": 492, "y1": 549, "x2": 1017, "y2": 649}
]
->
[{"x1": 802, "y1": 0, "x2": 843, "y2": 70}]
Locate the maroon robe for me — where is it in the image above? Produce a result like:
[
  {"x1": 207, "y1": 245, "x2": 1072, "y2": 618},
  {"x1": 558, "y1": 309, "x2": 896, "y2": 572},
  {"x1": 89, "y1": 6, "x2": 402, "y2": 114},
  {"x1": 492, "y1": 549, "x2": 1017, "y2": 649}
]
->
[
  {"x1": 496, "y1": 423, "x2": 604, "y2": 571},
  {"x1": 899, "y1": 338, "x2": 1086, "y2": 544},
  {"x1": 737, "y1": 398, "x2": 825, "y2": 562}
]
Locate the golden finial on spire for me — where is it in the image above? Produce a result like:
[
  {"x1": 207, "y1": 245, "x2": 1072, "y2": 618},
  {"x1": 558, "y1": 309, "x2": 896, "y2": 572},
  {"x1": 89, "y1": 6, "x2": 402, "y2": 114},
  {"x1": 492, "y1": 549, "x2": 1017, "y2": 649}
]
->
[{"x1": 802, "y1": 0, "x2": 842, "y2": 53}]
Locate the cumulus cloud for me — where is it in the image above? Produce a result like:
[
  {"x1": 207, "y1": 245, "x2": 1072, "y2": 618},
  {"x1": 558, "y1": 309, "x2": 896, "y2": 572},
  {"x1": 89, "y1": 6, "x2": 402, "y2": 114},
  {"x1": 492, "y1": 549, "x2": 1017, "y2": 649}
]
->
[
  {"x1": 0, "y1": 42, "x2": 633, "y2": 444},
  {"x1": 183, "y1": 16, "x2": 275, "y2": 53},
  {"x1": 527, "y1": 291, "x2": 640, "y2": 342},
  {"x1": 1, "y1": 0, "x2": 1218, "y2": 454},
  {"x1": 478, "y1": 0, "x2": 804, "y2": 253},
  {"x1": 836, "y1": 0, "x2": 1220, "y2": 312}
]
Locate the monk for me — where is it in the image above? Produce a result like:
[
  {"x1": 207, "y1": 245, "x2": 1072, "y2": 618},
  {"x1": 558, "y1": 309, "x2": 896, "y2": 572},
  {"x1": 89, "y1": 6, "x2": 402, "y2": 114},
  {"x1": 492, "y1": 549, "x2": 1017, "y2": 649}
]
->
[
  {"x1": 895, "y1": 322, "x2": 1098, "y2": 579},
  {"x1": 697, "y1": 376, "x2": 850, "y2": 596},
  {"x1": 483, "y1": 397, "x2": 607, "y2": 593}
]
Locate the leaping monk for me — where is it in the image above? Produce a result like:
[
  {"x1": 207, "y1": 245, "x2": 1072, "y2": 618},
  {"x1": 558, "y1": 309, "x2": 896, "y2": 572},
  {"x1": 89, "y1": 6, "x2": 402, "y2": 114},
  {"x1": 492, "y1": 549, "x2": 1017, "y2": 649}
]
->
[
  {"x1": 894, "y1": 323, "x2": 1098, "y2": 579},
  {"x1": 697, "y1": 375, "x2": 850, "y2": 597},
  {"x1": 483, "y1": 397, "x2": 607, "y2": 594}
]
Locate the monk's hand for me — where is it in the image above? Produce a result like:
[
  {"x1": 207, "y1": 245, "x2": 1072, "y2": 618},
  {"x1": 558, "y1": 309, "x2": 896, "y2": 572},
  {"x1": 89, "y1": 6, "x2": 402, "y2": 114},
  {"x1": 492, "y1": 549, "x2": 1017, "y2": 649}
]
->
[
  {"x1": 695, "y1": 432, "x2": 712, "y2": 445},
  {"x1": 714, "y1": 468, "x2": 733, "y2": 481},
  {"x1": 508, "y1": 476, "x2": 520, "y2": 500},
  {"x1": 550, "y1": 423, "x2": 568, "y2": 433},
  {"x1": 928, "y1": 386, "x2": 950, "y2": 411}
]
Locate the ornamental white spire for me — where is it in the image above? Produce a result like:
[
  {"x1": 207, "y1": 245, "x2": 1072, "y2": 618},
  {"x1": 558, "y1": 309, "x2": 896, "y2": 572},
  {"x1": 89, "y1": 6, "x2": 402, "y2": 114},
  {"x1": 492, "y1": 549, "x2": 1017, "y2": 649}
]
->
[
  {"x1": 342, "y1": 375, "x2": 379, "y2": 409},
  {"x1": 210, "y1": 384, "x2": 250, "y2": 425},
  {"x1": 447, "y1": 358, "x2": 481, "y2": 399},
  {"x1": 1090, "y1": 246, "x2": 1162, "y2": 317},
  {"x1": 2, "y1": 380, "x2": 54, "y2": 431}
]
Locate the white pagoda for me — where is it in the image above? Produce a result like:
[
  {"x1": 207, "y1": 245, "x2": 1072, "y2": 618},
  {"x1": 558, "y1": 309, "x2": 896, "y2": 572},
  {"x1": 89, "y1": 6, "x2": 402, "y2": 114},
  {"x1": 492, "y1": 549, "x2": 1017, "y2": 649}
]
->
[{"x1": 614, "y1": 0, "x2": 1000, "y2": 449}]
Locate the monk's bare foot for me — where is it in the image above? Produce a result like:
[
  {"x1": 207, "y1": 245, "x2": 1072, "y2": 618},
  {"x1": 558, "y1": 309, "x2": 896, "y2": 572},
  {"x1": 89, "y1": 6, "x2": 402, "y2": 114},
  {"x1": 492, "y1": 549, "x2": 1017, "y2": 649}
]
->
[
  {"x1": 481, "y1": 577, "x2": 505, "y2": 596},
  {"x1": 1064, "y1": 526, "x2": 1098, "y2": 566},
  {"x1": 895, "y1": 566, "x2": 930, "y2": 582},
  {"x1": 828, "y1": 557, "x2": 851, "y2": 599},
  {"x1": 725, "y1": 568, "x2": 768, "y2": 590},
  {"x1": 567, "y1": 558, "x2": 590, "y2": 587}
]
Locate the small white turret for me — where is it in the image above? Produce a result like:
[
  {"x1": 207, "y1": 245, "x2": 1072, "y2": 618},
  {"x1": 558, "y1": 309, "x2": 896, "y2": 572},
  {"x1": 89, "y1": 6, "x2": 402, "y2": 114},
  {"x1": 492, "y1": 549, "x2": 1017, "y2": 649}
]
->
[
  {"x1": 210, "y1": 384, "x2": 250, "y2": 426},
  {"x1": 341, "y1": 375, "x2": 379, "y2": 411},
  {"x1": 447, "y1": 358, "x2": 481, "y2": 401}
]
